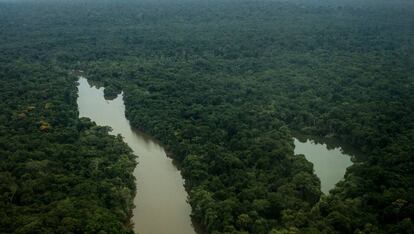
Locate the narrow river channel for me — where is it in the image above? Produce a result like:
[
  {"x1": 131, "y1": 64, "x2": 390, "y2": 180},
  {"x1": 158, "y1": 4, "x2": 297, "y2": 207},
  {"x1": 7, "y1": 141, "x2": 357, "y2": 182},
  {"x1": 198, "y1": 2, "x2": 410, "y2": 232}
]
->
[{"x1": 77, "y1": 77, "x2": 196, "y2": 234}]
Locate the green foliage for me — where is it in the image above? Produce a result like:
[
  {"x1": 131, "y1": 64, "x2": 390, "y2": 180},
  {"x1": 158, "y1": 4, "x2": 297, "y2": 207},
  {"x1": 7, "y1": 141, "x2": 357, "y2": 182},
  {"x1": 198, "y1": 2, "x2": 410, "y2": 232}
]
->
[
  {"x1": 0, "y1": 63, "x2": 136, "y2": 233},
  {"x1": 0, "y1": 0, "x2": 413, "y2": 233}
]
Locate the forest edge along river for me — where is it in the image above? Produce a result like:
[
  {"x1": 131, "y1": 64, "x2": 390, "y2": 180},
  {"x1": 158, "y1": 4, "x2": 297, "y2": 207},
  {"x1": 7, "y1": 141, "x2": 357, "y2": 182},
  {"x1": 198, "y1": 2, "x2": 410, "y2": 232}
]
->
[
  {"x1": 77, "y1": 75, "x2": 358, "y2": 231},
  {"x1": 77, "y1": 77, "x2": 196, "y2": 234}
]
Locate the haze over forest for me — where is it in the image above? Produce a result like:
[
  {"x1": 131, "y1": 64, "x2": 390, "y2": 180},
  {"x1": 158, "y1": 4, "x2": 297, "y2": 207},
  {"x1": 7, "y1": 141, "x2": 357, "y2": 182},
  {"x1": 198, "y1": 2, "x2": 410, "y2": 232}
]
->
[{"x1": 0, "y1": 0, "x2": 413, "y2": 233}]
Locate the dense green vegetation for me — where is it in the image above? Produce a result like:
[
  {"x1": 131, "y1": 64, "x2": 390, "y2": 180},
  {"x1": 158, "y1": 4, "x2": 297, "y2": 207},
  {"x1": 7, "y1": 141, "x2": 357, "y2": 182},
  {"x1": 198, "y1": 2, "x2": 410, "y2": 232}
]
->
[
  {"x1": 0, "y1": 0, "x2": 413, "y2": 233},
  {"x1": 0, "y1": 62, "x2": 136, "y2": 232}
]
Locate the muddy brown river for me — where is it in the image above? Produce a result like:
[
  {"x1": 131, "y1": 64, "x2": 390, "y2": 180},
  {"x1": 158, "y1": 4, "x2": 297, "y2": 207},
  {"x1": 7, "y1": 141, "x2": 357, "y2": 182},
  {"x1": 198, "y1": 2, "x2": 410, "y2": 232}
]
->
[{"x1": 77, "y1": 77, "x2": 196, "y2": 234}]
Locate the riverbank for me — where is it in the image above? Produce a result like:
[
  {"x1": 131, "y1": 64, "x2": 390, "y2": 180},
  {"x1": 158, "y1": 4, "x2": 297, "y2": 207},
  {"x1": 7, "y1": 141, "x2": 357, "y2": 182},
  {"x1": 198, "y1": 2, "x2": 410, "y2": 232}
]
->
[{"x1": 77, "y1": 77, "x2": 196, "y2": 234}]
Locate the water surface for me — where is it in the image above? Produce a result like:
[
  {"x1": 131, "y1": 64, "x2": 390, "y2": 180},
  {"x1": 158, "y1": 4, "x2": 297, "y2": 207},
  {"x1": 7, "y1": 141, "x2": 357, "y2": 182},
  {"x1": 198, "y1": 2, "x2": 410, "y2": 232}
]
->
[
  {"x1": 293, "y1": 137, "x2": 353, "y2": 194},
  {"x1": 77, "y1": 77, "x2": 195, "y2": 234}
]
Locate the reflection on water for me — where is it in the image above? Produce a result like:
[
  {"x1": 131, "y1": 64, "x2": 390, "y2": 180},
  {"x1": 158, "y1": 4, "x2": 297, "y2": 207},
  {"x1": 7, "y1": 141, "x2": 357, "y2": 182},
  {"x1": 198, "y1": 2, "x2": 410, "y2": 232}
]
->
[
  {"x1": 293, "y1": 137, "x2": 353, "y2": 194},
  {"x1": 77, "y1": 77, "x2": 196, "y2": 234}
]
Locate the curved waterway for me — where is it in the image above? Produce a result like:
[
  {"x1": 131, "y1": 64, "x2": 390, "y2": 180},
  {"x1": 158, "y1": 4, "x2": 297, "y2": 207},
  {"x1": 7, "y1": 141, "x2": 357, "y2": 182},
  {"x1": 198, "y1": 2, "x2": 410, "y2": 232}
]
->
[
  {"x1": 77, "y1": 77, "x2": 196, "y2": 234},
  {"x1": 293, "y1": 137, "x2": 353, "y2": 194}
]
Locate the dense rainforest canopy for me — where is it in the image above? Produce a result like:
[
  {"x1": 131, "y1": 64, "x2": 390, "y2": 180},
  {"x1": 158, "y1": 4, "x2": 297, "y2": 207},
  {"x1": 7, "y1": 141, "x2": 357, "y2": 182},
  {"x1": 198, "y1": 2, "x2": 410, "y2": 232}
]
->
[{"x1": 0, "y1": 0, "x2": 413, "y2": 233}]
